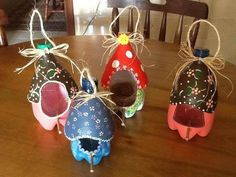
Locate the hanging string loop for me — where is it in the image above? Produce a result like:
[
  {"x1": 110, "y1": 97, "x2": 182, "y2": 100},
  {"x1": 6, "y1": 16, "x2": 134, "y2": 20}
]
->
[
  {"x1": 15, "y1": 9, "x2": 81, "y2": 74},
  {"x1": 176, "y1": 19, "x2": 233, "y2": 97}
]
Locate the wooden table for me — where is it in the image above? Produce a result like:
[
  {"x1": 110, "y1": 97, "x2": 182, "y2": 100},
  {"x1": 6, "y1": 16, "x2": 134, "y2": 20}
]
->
[{"x1": 0, "y1": 36, "x2": 236, "y2": 177}]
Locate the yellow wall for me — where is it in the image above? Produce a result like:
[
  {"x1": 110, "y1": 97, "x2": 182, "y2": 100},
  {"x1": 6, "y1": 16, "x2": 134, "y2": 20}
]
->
[{"x1": 196, "y1": 0, "x2": 236, "y2": 64}]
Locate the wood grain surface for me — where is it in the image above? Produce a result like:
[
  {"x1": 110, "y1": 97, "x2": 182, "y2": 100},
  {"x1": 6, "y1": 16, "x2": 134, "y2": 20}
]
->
[{"x1": 0, "y1": 35, "x2": 235, "y2": 177}]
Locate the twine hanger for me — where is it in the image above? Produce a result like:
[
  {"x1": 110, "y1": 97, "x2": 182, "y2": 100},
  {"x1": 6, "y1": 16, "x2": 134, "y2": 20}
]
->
[
  {"x1": 74, "y1": 68, "x2": 126, "y2": 126},
  {"x1": 175, "y1": 19, "x2": 233, "y2": 97},
  {"x1": 108, "y1": 5, "x2": 141, "y2": 36},
  {"x1": 101, "y1": 5, "x2": 150, "y2": 65},
  {"x1": 15, "y1": 9, "x2": 82, "y2": 75}
]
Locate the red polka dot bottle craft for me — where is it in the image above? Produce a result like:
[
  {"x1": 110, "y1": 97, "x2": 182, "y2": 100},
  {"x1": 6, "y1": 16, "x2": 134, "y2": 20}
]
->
[
  {"x1": 167, "y1": 20, "x2": 232, "y2": 141},
  {"x1": 15, "y1": 10, "x2": 79, "y2": 134},
  {"x1": 101, "y1": 6, "x2": 148, "y2": 119}
]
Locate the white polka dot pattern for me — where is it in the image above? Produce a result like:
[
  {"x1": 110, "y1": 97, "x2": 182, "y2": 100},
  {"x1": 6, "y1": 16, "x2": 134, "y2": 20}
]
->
[
  {"x1": 126, "y1": 50, "x2": 133, "y2": 58},
  {"x1": 112, "y1": 60, "x2": 120, "y2": 68}
]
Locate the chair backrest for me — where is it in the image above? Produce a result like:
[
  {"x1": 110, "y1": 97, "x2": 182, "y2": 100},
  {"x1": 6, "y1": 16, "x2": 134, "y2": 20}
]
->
[
  {"x1": 0, "y1": 9, "x2": 8, "y2": 46},
  {"x1": 107, "y1": 0, "x2": 208, "y2": 47}
]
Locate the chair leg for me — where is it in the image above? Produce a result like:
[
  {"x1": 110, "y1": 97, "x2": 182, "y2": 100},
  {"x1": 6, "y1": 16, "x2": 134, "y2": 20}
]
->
[
  {"x1": 112, "y1": 8, "x2": 119, "y2": 36},
  {"x1": 0, "y1": 25, "x2": 8, "y2": 46},
  {"x1": 144, "y1": 10, "x2": 150, "y2": 39}
]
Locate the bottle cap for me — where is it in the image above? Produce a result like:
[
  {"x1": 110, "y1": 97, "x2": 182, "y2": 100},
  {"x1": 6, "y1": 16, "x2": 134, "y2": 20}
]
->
[
  {"x1": 37, "y1": 42, "x2": 53, "y2": 50},
  {"x1": 82, "y1": 77, "x2": 98, "y2": 94},
  {"x1": 194, "y1": 48, "x2": 209, "y2": 58}
]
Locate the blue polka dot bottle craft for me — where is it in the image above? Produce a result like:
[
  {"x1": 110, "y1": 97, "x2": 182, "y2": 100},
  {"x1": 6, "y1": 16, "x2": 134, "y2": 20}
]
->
[
  {"x1": 167, "y1": 20, "x2": 233, "y2": 141},
  {"x1": 16, "y1": 10, "x2": 79, "y2": 133},
  {"x1": 64, "y1": 68, "x2": 115, "y2": 172},
  {"x1": 101, "y1": 6, "x2": 148, "y2": 119}
]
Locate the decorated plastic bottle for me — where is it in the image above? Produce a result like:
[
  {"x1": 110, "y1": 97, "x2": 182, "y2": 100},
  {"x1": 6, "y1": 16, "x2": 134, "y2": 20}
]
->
[
  {"x1": 64, "y1": 68, "x2": 115, "y2": 172},
  {"x1": 16, "y1": 10, "x2": 80, "y2": 134},
  {"x1": 29, "y1": 43, "x2": 78, "y2": 133},
  {"x1": 101, "y1": 6, "x2": 148, "y2": 119},
  {"x1": 166, "y1": 20, "x2": 230, "y2": 141}
]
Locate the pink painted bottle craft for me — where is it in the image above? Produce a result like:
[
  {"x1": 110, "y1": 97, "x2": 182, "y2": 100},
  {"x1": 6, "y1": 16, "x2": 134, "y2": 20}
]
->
[
  {"x1": 15, "y1": 10, "x2": 80, "y2": 134},
  {"x1": 167, "y1": 20, "x2": 233, "y2": 140}
]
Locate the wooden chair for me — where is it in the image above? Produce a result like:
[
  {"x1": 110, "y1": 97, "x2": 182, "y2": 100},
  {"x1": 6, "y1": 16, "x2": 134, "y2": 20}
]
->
[
  {"x1": 45, "y1": 0, "x2": 65, "y2": 21},
  {"x1": 0, "y1": 9, "x2": 8, "y2": 46},
  {"x1": 107, "y1": 0, "x2": 208, "y2": 47}
]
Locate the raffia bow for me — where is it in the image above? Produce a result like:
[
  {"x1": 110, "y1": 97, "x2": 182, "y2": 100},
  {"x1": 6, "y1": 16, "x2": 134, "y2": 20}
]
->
[
  {"x1": 178, "y1": 43, "x2": 225, "y2": 70},
  {"x1": 73, "y1": 90, "x2": 115, "y2": 108},
  {"x1": 15, "y1": 43, "x2": 80, "y2": 74}
]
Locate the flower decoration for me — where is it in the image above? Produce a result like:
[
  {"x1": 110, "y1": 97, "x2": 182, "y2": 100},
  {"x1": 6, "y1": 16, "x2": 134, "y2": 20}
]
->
[
  {"x1": 187, "y1": 69, "x2": 195, "y2": 77},
  {"x1": 55, "y1": 67, "x2": 62, "y2": 74},
  {"x1": 70, "y1": 86, "x2": 78, "y2": 97},
  {"x1": 207, "y1": 75, "x2": 214, "y2": 85},
  {"x1": 191, "y1": 87, "x2": 201, "y2": 95},
  {"x1": 206, "y1": 99, "x2": 214, "y2": 109}
]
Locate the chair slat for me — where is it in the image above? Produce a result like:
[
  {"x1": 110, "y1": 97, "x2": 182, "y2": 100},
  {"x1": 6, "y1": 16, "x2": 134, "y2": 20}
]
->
[
  {"x1": 159, "y1": 12, "x2": 167, "y2": 42},
  {"x1": 128, "y1": 8, "x2": 134, "y2": 33},
  {"x1": 143, "y1": 10, "x2": 150, "y2": 39},
  {"x1": 112, "y1": 8, "x2": 119, "y2": 36},
  {"x1": 0, "y1": 9, "x2": 8, "y2": 46},
  {"x1": 174, "y1": 15, "x2": 184, "y2": 44},
  {"x1": 190, "y1": 18, "x2": 200, "y2": 48}
]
